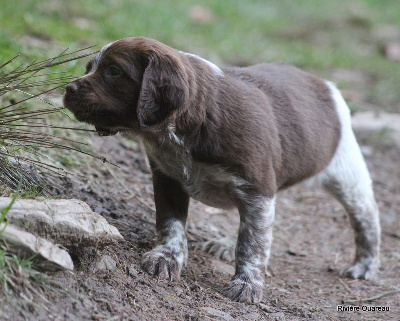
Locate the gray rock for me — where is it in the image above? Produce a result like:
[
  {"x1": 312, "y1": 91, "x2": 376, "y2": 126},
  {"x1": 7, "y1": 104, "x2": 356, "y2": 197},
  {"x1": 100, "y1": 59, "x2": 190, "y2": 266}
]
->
[
  {"x1": 352, "y1": 111, "x2": 400, "y2": 147},
  {"x1": 352, "y1": 111, "x2": 400, "y2": 132},
  {"x1": 211, "y1": 259, "x2": 235, "y2": 276},
  {"x1": 198, "y1": 307, "x2": 233, "y2": 321},
  {"x1": 92, "y1": 255, "x2": 117, "y2": 272},
  {"x1": 0, "y1": 197, "x2": 123, "y2": 247},
  {"x1": 259, "y1": 303, "x2": 274, "y2": 313},
  {"x1": 1, "y1": 223, "x2": 73, "y2": 271},
  {"x1": 270, "y1": 312, "x2": 285, "y2": 320},
  {"x1": 382, "y1": 42, "x2": 400, "y2": 61}
]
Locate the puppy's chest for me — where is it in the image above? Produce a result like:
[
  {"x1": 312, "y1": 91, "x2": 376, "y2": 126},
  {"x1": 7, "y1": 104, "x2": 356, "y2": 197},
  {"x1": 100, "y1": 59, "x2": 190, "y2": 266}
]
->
[{"x1": 144, "y1": 139, "x2": 236, "y2": 209}]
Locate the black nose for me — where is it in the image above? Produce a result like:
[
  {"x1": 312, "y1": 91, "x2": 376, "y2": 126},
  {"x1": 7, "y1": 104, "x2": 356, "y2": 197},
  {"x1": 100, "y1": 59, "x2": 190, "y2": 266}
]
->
[{"x1": 66, "y1": 82, "x2": 79, "y2": 94}]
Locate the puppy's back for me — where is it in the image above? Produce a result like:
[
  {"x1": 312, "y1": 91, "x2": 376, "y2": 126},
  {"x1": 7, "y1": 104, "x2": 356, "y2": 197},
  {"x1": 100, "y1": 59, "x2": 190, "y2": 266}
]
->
[{"x1": 224, "y1": 63, "x2": 342, "y2": 189}]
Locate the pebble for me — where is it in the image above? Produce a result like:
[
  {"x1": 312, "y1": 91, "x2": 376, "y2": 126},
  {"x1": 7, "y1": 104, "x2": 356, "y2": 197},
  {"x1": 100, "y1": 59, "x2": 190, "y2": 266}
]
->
[
  {"x1": 92, "y1": 255, "x2": 117, "y2": 272},
  {"x1": 128, "y1": 265, "x2": 138, "y2": 277}
]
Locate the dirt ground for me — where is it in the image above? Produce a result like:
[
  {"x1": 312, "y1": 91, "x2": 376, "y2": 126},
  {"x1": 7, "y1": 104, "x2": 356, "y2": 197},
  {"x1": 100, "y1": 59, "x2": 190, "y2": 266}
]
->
[{"x1": 2, "y1": 125, "x2": 399, "y2": 320}]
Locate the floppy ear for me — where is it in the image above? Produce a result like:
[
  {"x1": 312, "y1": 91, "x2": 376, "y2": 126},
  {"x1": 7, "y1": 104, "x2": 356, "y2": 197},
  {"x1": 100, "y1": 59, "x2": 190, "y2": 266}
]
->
[{"x1": 137, "y1": 52, "x2": 189, "y2": 127}]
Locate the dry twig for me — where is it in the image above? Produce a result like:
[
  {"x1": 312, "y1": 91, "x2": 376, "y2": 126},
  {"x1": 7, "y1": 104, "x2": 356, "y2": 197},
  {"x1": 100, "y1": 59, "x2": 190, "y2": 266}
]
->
[
  {"x1": 342, "y1": 290, "x2": 400, "y2": 304},
  {"x1": 338, "y1": 278, "x2": 357, "y2": 297}
]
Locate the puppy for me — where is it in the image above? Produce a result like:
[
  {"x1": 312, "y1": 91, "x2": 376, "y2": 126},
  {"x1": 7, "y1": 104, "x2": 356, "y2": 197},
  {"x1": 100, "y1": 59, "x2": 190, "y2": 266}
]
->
[{"x1": 63, "y1": 37, "x2": 381, "y2": 304}]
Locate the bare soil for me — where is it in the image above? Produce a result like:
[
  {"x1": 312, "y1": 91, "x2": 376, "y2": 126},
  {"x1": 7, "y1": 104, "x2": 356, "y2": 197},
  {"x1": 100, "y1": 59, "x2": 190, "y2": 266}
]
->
[{"x1": 1, "y1": 128, "x2": 399, "y2": 321}]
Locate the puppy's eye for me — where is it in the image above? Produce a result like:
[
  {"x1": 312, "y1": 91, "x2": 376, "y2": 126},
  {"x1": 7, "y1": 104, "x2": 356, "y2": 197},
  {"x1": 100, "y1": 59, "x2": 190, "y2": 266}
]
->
[{"x1": 107, "y1": 65, "x2": 123, "y2": 77}]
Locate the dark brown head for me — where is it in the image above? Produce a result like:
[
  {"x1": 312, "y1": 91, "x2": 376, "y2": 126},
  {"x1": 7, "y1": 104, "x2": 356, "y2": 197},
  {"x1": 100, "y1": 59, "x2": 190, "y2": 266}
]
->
[{"x1": 63, "y1": 37, "x2": 190, "y2": 135}]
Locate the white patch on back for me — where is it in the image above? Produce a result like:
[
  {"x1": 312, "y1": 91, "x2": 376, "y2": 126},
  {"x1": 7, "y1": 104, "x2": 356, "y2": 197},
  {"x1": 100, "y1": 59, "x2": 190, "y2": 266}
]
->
[
  {"x1": 86, "y1": 41, "x2": 116, "y2": 75},
  {"x1": 180, "y1": 51, "x2": 223, "y2": 76}
]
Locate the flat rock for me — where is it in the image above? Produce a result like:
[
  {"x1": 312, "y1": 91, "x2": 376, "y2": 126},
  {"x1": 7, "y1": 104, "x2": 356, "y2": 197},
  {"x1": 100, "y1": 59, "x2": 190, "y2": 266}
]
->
[
  {"x1": 211, "y1": 259, "x2": 235, "y2": 276},
  {"x1": 270, "y1": 312, "x2": 285, "y2": 320},
  {"x1": 1, "y1": 223, "x2": 73, "y2": 271},
  {"x1": 352, "y1": 111, "x2": 400, "y2": 131},
  {"x1": 91, "y1": 255, "x2": 117, "y2": 272},
  {"x1": 352, "y1": 111, "x2": 400, "y2": 147},
  {"x1": 198, "y1": 307, "x2": 233, "y2": 321},
  {"x1": 382, "y1": 42, "x2": 400, "y2": 61},
  {"x1": 0, "y1": 197, "x2": 123, "y2": 247}
]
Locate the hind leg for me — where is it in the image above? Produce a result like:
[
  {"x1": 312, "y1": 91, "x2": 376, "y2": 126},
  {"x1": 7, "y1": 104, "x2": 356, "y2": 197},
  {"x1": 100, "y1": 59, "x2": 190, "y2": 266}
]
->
[
  {"x1": 198, "y1": 236, "x2": 236, "y2": 262},
  {"x1": 323, "y1": 172, "x2": 380, "y2": 280},
  {"x1": 320, "y1": 83, "x2": 381, "y2": 280}
]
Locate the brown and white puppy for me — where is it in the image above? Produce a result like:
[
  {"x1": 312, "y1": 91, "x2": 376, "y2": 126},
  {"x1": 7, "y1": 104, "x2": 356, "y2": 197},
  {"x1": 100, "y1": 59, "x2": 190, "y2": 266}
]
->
[{"x1": 63, "y1": 37, "x2": 381, "y2": 304}]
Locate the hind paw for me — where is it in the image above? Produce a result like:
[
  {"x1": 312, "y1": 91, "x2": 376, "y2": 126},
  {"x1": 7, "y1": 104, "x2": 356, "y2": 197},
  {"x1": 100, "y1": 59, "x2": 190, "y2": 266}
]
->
[
  {"x1": 341, "y1": 259, "x2": 379, "y2": 280},
  {"x1": 198, "y1": 236, "x2": 236, "y2": 262}
]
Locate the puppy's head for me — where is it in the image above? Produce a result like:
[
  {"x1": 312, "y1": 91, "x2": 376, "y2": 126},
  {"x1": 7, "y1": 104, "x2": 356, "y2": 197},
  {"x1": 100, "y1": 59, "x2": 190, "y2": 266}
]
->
[{"x1": 63, "y1": 37, "x2": 190, "y2": 135}]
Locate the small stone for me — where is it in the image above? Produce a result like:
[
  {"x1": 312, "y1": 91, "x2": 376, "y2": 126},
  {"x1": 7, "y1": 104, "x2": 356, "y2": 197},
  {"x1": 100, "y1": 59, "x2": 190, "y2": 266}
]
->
[
  {"x1": 259, "y1": 303, "x2": 274, "y2": 313},
  {"x1": 382, "y1": 42, "x2": 400, "y2": 61},
  {"x1": 1, "y1": 224, "x2": 73, "y2": 271},
  {"x1": 188, "y1": 5, "x2": 215, "y2": 24},
  {"x1": 198, "y1": 307, "x2": 233, "y2": 321},
  {"x1": 246, "y1": 312, "x2": 262, "y2": 320},
  {"x1": 128, "y1": 265, "x2": 138, "y2": 277},
  {"x1": 360, "y1": 145, "x2": 373, "y2": 158},
  {"x1": 7, "y1": 157, "x2": 42, "y2": 187},
  {"x1": 352, "y1": 111, "x2": 400, "y2": 148},
  {"x1": 270, "y1": 312, "x2": 285, "y2": 320},
  {"x1": 211, "y1": 259, "x2": 235, "y2": 276},
  {"x1": 92, "y1": 255, "x2": 117, "y2": 272}
]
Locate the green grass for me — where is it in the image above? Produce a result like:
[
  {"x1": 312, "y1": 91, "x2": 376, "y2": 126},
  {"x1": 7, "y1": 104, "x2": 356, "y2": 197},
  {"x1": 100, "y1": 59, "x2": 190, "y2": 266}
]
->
[
  {"x1": 0, "y1": 194, "x2": 27, "y2": 292},
  {"x1": 0, "y1": 194, "x2": 15, "y2": 235},
  {"x1": 18, "y1": 184, "x2": 47, "y2": 199},
  {"x1": 1, "y1": 0, "x2": 400, "y2": 112},
  {"x1": 0, "y1": 0, "x2": 399, "y2": 115}
]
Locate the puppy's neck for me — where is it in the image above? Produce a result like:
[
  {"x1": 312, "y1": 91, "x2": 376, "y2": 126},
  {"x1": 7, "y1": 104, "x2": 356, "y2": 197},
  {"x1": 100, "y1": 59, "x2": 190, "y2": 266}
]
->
[{"x1": 141, "y1": 114, "x2": 185, "y2": 148}]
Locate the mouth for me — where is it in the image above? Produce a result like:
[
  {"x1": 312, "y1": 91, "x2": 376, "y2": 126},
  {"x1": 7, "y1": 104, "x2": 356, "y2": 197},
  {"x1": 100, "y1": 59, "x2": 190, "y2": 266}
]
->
[
  {"x1": 63, "y1": 94, "x2": 126, "y2": 136},
  {"x1": 95, "y1": 126, "x2": 119, "y2": 136},
  {"x1": 64, "y1": 96, "x2": 115, "y2": 134}
]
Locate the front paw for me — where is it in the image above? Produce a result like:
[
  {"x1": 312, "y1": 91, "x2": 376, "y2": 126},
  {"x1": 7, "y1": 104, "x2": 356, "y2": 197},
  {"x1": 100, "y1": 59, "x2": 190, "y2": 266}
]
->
[
  {"x1": 142, "y1": 246, "x2": 187, "y2": 281},
  {"x1": 225, "y1": 276, "x2": 264, "y2": 304}
]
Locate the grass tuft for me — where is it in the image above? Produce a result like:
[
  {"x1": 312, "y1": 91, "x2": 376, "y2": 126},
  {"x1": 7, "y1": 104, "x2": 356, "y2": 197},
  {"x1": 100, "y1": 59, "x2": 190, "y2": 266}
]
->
[{"x1": 0, "y1": 48, "x2": 117, "y2": 194}]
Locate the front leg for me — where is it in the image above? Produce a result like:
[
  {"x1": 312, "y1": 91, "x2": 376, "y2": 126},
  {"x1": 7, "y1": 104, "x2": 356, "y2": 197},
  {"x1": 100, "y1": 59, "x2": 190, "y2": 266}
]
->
[
  {"x1": 226, "y1": 195, "x2": 276, "y2": 304},
  {"x1": 142, "y1": 164, "x2": 190, "y2": 281}
]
